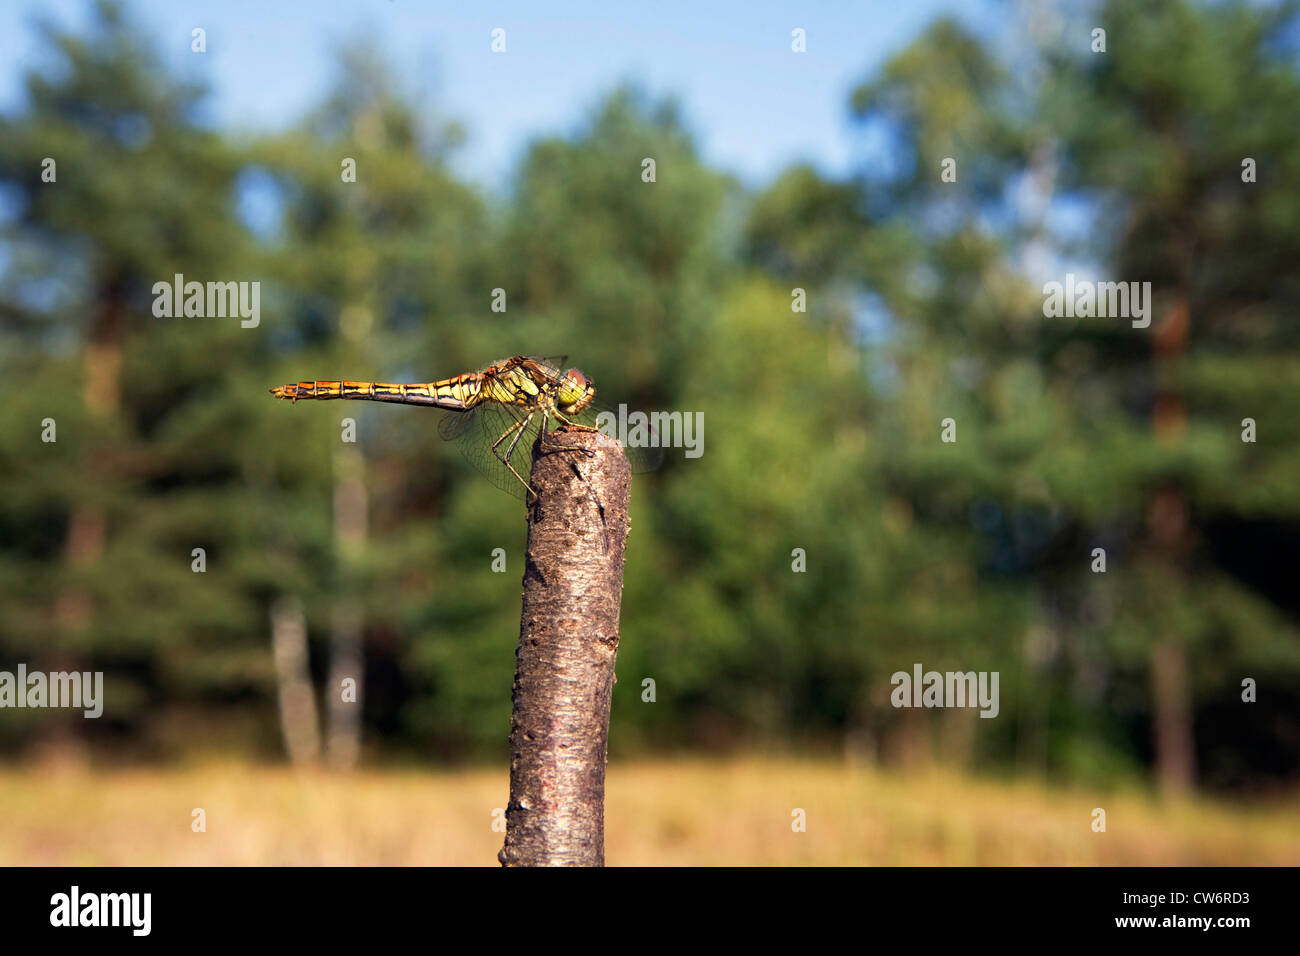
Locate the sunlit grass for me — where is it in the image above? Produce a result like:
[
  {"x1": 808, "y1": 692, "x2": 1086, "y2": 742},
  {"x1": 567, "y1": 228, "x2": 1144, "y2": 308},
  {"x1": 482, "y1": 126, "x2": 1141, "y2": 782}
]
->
[{"x1": 1, "y1": 756, "x2": 1295, "y2": 865}]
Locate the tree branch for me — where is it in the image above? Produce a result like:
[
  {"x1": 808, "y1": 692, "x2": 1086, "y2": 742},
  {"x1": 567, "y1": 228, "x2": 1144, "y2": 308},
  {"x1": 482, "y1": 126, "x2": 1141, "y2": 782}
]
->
[{"x1": 498, "y1": 428, "x2": 632, "y2": 867}]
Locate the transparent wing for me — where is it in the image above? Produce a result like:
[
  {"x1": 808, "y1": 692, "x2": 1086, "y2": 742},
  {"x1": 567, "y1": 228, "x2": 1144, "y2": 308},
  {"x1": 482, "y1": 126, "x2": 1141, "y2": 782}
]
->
[
  {"x1": 527, "y1": 355, "x2": 568, "y2": 381},
  {"x1": 563, "y1": 397, "x2": 666, "y2": 475},
  {"x1": 442, "y1": 402, "x2": 543, "y2": 499},
  {"x1": 437, "y1": 407, "x2": 476, "y2": 441}
]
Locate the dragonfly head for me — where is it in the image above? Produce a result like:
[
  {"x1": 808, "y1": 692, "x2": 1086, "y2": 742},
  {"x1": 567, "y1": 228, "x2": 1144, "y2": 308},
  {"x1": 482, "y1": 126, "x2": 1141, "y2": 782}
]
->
[{"x1": 557, "y1": 368, "x2": 596, "y2": 414}]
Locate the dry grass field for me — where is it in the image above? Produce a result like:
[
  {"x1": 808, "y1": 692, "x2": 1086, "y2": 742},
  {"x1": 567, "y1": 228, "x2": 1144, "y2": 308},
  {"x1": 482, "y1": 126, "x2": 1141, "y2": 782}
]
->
[{"x1": 1, "y1": 756, "x2": 1296, "y2": 866}]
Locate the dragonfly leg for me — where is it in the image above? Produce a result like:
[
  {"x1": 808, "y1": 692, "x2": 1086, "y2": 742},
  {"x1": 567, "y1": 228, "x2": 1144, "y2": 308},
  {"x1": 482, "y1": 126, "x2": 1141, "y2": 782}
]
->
[
  {"x1": 551, "y1": 408, "x2": 599, "y2": 432},
  {"x1": 492, "y1": 412, "x2": 538, "y2": 499},
  {"x1": 539, "y1": 409, "x2": 597, "y2": 460}
]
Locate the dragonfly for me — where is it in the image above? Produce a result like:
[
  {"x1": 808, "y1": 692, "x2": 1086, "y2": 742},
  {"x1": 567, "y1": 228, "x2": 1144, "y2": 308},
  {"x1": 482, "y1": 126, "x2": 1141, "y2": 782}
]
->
[{"x1": 269, "y1": 355, "x2": 663, "y2": 500}]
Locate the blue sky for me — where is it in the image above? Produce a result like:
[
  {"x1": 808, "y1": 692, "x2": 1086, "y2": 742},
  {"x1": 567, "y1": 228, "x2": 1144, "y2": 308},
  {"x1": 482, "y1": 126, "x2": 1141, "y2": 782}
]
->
[{"x1": 0, "y1": 0, "x2": 994, "y2": 190}]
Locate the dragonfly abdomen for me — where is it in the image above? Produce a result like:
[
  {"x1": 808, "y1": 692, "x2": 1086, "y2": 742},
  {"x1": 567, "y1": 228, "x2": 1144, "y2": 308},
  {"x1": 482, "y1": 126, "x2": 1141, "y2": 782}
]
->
[{"x1": 270, "y1": 380, "x2": 471, "y2": 409}]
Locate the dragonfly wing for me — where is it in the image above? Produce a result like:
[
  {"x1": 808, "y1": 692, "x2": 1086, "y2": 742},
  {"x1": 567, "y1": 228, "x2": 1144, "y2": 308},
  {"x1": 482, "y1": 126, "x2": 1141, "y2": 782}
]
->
[
  {"x1": 438, "y1": 408, "x2": 475, "y2": 441},
  {"x1": 566, "y1": 399, "x2": 666, "y2": 474},
  {"x1": 445, "y1": 402, "x2": 544, "y2": 499},
  {"x1": 528, "y1": 356, "x2": 568, "y2": 381},
  {"x1": 625, "y1": 436, "x2": 665, "y2": 474}
]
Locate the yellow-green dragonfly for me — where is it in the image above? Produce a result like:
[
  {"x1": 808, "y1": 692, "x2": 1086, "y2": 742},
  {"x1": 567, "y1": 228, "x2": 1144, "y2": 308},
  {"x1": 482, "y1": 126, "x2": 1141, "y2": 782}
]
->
[{"x1": 270, "y1": 355, "x2": 662, "y2": 499}]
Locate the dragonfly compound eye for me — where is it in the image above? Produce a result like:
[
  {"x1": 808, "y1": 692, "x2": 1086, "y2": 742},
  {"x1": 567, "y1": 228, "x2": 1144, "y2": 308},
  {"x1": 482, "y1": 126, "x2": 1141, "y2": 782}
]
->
[{"x1": 559, "y1": 369, "x2": 595, "y2": 412}]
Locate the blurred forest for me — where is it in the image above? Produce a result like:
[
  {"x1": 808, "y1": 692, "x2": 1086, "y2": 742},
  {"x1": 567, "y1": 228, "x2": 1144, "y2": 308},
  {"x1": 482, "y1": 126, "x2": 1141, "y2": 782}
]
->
[{"x1": 1, "y1": 0, "x2": 1298, "y2": 796}]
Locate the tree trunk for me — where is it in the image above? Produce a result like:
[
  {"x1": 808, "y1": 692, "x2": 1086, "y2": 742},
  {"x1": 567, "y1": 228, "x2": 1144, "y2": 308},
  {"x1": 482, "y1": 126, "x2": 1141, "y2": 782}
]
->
[
  {"x1": 499, "y1": 429, "x2": 632, "y2": 867},
  {"x1": 270, "y1": 595, "x2": 322, "y2": 766},
  {"x1": 1150, "y1": 638, "x2": 1195, "y2": 795},
  {"x1": 327, "y1": 443, "x2": 367, "y2": 770},
  {"x1": 54, "y1": 286, "x2": 122, "y2": 634},
  {"x1": 1148, "y1": 291, "x2": 1196, "y2": 795},
  {"x1": 327, "y1": 302, "x2": 373, "y2": 770},
  {"x1": 46, "y1": 283, "x2": 122, "y2": 761}
]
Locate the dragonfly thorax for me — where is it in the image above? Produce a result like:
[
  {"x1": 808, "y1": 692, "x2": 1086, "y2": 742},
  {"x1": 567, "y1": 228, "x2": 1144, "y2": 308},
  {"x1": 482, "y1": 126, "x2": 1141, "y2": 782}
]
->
[{"x1": 556, "y1": 368, "x2": 596, "y2": 414}]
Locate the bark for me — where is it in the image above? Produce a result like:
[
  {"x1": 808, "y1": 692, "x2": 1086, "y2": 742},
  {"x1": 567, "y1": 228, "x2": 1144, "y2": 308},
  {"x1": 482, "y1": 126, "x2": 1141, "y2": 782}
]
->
[{"x1": 499, "y1": 428, "x2": 632, "y2": 867}]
